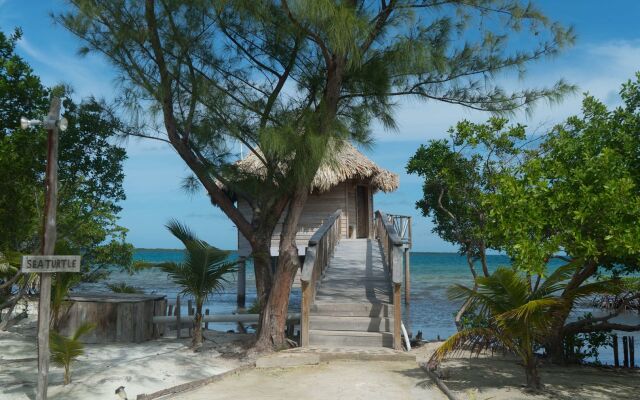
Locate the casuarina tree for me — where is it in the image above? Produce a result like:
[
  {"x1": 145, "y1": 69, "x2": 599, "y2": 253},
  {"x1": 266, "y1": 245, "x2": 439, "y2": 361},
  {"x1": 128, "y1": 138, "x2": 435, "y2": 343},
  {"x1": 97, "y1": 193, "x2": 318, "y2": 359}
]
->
[{"x1": 59, "y1": 0, "x2": 574, "y2": 350}]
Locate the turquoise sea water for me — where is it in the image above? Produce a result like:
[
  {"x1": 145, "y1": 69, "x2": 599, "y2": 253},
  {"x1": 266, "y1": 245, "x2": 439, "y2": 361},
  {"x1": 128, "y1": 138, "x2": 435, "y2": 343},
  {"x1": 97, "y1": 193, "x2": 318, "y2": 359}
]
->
[{"x1": 78, "y1": 249, "x2": 639, "y2": 365}]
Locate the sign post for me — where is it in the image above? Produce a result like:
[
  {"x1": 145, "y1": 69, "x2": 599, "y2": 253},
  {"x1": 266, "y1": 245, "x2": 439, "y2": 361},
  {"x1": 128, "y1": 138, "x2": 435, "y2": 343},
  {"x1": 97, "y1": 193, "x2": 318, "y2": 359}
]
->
[{"x1": 36, "y1": 97, "x2": 61, "y2": 400}]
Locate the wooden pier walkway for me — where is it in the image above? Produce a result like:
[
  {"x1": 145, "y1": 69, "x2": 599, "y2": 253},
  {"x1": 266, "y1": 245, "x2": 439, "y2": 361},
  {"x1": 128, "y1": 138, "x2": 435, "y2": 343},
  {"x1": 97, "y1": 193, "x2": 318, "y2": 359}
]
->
[
  {"x1": 309, "y1": 239, "x2": 394, "y2": 347},
  {"x1": 300, "y1": 211, "x2": 410, "y2": 350}
]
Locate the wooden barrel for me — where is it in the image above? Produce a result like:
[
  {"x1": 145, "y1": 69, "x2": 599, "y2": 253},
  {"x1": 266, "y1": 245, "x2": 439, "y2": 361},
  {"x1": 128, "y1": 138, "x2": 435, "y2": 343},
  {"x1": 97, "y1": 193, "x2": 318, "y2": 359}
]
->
[{"x1": 57, "y1": 292, "x2": 167, "y2": 344}]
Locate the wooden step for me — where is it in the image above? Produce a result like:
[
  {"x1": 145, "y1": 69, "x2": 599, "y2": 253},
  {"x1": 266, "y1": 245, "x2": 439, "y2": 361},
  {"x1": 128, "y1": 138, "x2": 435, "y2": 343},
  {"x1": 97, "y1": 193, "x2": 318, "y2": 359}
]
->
[
  {"x1": 310, "y1": 302, "x2": 393, "y2": 317},
  {"x1": 309, "y1": 330, "x2": 394, "y2": 347},
  {"x1": 309, "y1": 315, "x2": 392, "y2": 332}
]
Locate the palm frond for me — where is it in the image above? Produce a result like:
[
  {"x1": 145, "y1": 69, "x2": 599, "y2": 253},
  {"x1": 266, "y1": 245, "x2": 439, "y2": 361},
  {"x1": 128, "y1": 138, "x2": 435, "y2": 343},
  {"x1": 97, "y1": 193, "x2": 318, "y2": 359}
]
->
[
  {"x1": 72, "y1": 322, "x2": 96, "y2": 341},
  {"x1": 50, "y1": 322, "x2": 95, "y2": 366},
  {"x1": 566, "y1": 279, "x2": 623, "y2": 300},
  {"x1": 535, "y1": 262, "x2": 578, "y2": 296},
  {"x1": 165, "y1": 219, "x2": 200, "y2": 247},
  {"x1": 496, "y1": 298, "x2": 563, "y2": 331},
  {"x1": 163, "y1": 220, "x2": 237, "y2": 305},
  {"x1": 429, "y1": 327, "x2": 508, "y2": 366}
]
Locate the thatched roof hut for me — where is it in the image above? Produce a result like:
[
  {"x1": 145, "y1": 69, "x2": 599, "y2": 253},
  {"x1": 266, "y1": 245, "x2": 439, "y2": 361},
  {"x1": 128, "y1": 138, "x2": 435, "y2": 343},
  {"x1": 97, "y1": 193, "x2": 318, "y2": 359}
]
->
[
  {"x1": 237, "y1": 142, "x2": 399, "y2": 256},
  {"x1": 236, "y1": 141, "x2": 399, "y2": 193}
]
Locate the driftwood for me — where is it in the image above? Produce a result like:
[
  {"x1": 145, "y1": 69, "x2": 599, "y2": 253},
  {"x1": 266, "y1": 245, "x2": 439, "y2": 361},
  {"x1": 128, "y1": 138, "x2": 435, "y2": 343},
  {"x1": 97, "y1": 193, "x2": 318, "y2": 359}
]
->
[
  {"x1": 136, "y1": 365, "x2": 253, "y2": 400},
  {"x1": 419, "y1": 363, "x2": 460, "y2": 400}
]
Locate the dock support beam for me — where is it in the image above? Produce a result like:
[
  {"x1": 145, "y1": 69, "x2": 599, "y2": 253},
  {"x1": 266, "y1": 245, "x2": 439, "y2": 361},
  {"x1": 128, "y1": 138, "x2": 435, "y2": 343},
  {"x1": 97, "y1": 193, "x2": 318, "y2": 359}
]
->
[
  {"x1": 393, "y1": 283, "x2": 402, "y2": 350},
  {"x1": 404, "y1": 247, "x2": 410, "y2": 305},
  {"x1": 237, "y1": 256, "x2": 246, "y2": 308}
]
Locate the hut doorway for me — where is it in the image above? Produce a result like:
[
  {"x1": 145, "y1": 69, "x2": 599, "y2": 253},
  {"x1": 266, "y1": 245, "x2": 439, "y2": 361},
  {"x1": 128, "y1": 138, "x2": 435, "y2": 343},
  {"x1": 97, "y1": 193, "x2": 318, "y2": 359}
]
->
[{"x1": 356, "y1": 185, "x2": 369, "y2": 238}]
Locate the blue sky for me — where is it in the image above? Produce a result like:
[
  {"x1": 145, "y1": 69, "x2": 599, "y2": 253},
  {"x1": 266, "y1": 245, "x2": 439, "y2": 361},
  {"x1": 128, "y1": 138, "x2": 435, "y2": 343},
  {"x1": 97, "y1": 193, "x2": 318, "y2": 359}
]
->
[{"x1": 2, "y1": 1, "x2": 640, "y2": 251}]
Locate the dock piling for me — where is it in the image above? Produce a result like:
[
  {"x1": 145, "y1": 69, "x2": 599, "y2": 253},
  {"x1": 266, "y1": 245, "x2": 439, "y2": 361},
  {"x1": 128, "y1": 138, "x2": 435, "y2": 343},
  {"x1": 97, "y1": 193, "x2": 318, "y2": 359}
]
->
[
  {"x1": 623, "y1": 336, "x2": 629, "y2": 368},
  {"x1": 613, "y1": 334, "x2": 619, "y2": 367},
  {"x1": 176, "y1": 296, "x2": 181, "y2": 339}
]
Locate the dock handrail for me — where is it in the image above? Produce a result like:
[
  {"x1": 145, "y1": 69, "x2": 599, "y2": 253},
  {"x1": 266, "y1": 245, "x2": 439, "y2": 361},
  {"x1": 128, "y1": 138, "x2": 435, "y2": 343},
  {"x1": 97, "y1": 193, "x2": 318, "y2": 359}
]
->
[
  {"x1": 375, "y1": 210, "x2": 405, "y2": 350},
  {"x1": 385, "y1": 213, "x2": 412, "y2": 247},
  {"x1": 300, "y1": 209, "x2": 342, "y2": 346}
]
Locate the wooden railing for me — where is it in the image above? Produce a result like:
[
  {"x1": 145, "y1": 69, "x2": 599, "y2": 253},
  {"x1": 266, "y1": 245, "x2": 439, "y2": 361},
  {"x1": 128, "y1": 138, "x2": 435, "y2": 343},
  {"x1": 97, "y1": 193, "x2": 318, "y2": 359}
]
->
[
  {"x1": 385, "y1": 214, "x2": 412, "y2": 247},
  {"x1": 300, "y1": 209, "x2": 342, "y2": 347},
  {"x1": 375, "y1": 210, "x2": 405, "y2": 350}
]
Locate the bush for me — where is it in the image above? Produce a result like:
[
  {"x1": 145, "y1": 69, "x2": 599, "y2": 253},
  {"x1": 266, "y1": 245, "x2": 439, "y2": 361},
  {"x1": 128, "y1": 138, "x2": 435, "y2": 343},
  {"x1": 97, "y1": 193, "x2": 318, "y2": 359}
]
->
[
  {"x1": 563, "y1": 313, "x2": 613, "y2": 364},
  {"x1": 107, "y1": 282, "x2": 142, "y2": 294}
]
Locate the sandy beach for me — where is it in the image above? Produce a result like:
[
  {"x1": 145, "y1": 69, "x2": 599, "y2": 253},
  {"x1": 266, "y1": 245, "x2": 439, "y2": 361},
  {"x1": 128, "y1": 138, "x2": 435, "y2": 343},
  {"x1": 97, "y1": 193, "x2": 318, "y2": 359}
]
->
[
  {"x1": 2, "y1": 311, "x2": 639, "y2": 400},
  {"x1": 0, "y1": 309, "x2": 253, "y2": 400}
]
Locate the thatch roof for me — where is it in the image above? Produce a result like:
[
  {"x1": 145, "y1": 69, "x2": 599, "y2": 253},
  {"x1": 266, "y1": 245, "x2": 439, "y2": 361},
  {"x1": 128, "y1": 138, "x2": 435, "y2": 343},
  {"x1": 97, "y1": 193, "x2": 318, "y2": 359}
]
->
[{"x1": 236, "y1": 141, "x2": 399, "y2": 193}]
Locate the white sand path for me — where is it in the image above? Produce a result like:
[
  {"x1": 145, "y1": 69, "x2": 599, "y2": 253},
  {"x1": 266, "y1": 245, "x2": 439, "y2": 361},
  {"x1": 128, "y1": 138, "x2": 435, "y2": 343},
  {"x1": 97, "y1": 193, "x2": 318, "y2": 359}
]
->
[{"x1": 170, "y1": 359, "x2": 447, "y2": 400}]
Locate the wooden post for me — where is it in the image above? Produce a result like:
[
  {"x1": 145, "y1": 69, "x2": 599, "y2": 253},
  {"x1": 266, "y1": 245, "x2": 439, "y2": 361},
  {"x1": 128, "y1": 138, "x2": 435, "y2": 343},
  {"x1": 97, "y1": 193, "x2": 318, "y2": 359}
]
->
[
  {"x1": 188, "y1": 300, "x2": 193, "y2": 337},
  {"x1": 204, "y1": 309, "x2": 210, "y2": 330},
  {"x1": 623, "y1": 336, "x2": 629, "y2": 368},
  {"x1": 630, "y1": 336, "x2": 635, "y2": 369},
  {"x1": 393, "y1": 283, "x2": 402, "y2": 350},
  {"x1": 613, "y1": 334, "x2": 619, "y2": 367},
  {"x1": 404, "y1": 247, "x2": 410, "y2": 305},
  {"x1": 175, "y1": 296, "x2": 181, "y2": 339},
  {"x1": 301, "y1": 281, "x2": 310, "y2": 347},
  {"x1": 36, "y1": 97, "x2": 62, "y2": 400},
  {"x1": 237, "y1": 257, "x2": 246, "y2": 308}
]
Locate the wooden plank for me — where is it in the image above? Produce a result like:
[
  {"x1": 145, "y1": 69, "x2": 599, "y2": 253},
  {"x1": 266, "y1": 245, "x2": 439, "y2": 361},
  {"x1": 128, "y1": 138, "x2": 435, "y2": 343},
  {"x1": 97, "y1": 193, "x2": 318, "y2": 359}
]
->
[
  {"x1": 301, "y1": 281, "x2": 310, "y2": 347},
  {"x1": 135, "y1": 301, "x2": 145, "y2": 343},
  {"x1": 237, "y1": 258, "x2": 246, "y2": 307},
  {"x1": 393, "y1": 284, "x2": 402, "y2": 350},
  {"x1": 117, "y1": 303, "x2": 134, "y2": 342},
  {"x1": 176, "y1": 296, "x2": 181, "y2": 339},
  {"x1": 188, "y1": 300, "x2": 193, "y2": 338},
  {"x1": 622, "y1": 336, "x2": 629, "y2": 368},
  {"x1": 613, "y1": 334, "x2": 619, "y2": 367},
  {"x1": 404, "y1": 248, "x2": 411, "y2": 305}
]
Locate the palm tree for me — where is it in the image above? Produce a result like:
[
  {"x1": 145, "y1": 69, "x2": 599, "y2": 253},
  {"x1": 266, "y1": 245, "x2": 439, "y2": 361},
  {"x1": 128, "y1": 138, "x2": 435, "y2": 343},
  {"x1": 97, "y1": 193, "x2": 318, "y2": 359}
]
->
[
  {"x1": 428, "y1": 264, "x2": 615, "y2": 390},
  {"x1": 160, "y1": 220, "x2": 236, "y2": 348},
  {"x1": 50, "y1": 322, "x2": 95, "y2": 384}
]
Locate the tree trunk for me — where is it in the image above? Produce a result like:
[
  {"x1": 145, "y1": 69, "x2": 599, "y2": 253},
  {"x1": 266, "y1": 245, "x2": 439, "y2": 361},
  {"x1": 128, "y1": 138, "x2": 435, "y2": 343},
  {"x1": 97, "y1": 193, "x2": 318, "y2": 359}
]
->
[
  {"x1": 479, "y1": 242, "x2": 489, "y2": 277},
  {"x1": 455, "y1": 252, "x2": 479, "y2": 330},
  {"x1": 192, "y1": 300, "x2": 203, "y2": 349},
  {"x1": 251, "y1": 232, "x2": 273, "y2": 312},
  {"x1": 524, "y1": 356, "x2": 541, "y2": 390},
  {"x1": 255, "y1": 189, "x2": 308, "y2": 351},
  {"x1": 545, "y1": 322, "x2": 568, "y2": 364}
]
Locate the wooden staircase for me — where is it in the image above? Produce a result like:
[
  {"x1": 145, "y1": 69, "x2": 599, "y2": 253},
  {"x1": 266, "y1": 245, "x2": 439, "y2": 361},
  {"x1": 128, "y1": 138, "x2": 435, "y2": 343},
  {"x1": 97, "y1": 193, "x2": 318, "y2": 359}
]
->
[
  {"x1": 300, "y1": 210, "x2": 408, "y2": 350},
  {"x1": 308, "y1": 239, "x2": 394, "y2": 347}
]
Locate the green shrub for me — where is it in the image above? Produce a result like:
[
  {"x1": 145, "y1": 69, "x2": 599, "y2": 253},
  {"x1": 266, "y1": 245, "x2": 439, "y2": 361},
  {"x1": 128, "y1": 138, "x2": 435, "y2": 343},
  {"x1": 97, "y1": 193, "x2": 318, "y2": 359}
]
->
[{"x1": 107, "y1": 282, "x2": 142, "y2": 294}]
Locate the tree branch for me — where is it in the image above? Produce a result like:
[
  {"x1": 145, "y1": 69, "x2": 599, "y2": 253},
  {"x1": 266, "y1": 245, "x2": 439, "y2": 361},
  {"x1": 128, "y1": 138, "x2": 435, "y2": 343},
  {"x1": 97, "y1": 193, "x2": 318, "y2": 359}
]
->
[{"x1": 281, "y1": 0, "x2": 332, "y2": 68}]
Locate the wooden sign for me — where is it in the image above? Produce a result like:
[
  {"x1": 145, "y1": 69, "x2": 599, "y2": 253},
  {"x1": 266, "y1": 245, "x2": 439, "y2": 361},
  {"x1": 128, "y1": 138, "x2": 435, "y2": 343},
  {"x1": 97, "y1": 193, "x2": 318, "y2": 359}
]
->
[{"x1": 21, "y1": 255, "x2": 81, "y2": 273}]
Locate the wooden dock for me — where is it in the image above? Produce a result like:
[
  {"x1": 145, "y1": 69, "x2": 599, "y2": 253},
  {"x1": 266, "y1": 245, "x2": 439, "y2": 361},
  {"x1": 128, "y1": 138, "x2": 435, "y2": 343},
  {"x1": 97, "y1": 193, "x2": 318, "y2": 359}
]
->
[
  {"x1": 308, "y1": 239, "x2": 395, "y2": 347},
  {"x1": 299, "y1": 209, "x2": 410, "y2": 350}
]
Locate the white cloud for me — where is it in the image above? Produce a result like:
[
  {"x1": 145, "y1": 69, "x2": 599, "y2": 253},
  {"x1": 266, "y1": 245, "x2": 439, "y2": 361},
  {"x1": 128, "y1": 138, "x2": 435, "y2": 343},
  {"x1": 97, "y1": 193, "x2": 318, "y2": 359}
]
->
[
  {"x1": 373, "y1": 39, "x2": 640, "y2": 143},
  {"x1": 16, "y1": 35, "x2": 116, "y2": 101}
]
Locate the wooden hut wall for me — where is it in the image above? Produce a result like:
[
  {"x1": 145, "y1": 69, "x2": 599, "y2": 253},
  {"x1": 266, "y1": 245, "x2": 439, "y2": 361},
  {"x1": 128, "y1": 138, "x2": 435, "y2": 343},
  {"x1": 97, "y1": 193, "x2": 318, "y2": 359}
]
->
[{"x1": 238, "y1": 181, "x2": 361, "y2": 256}]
